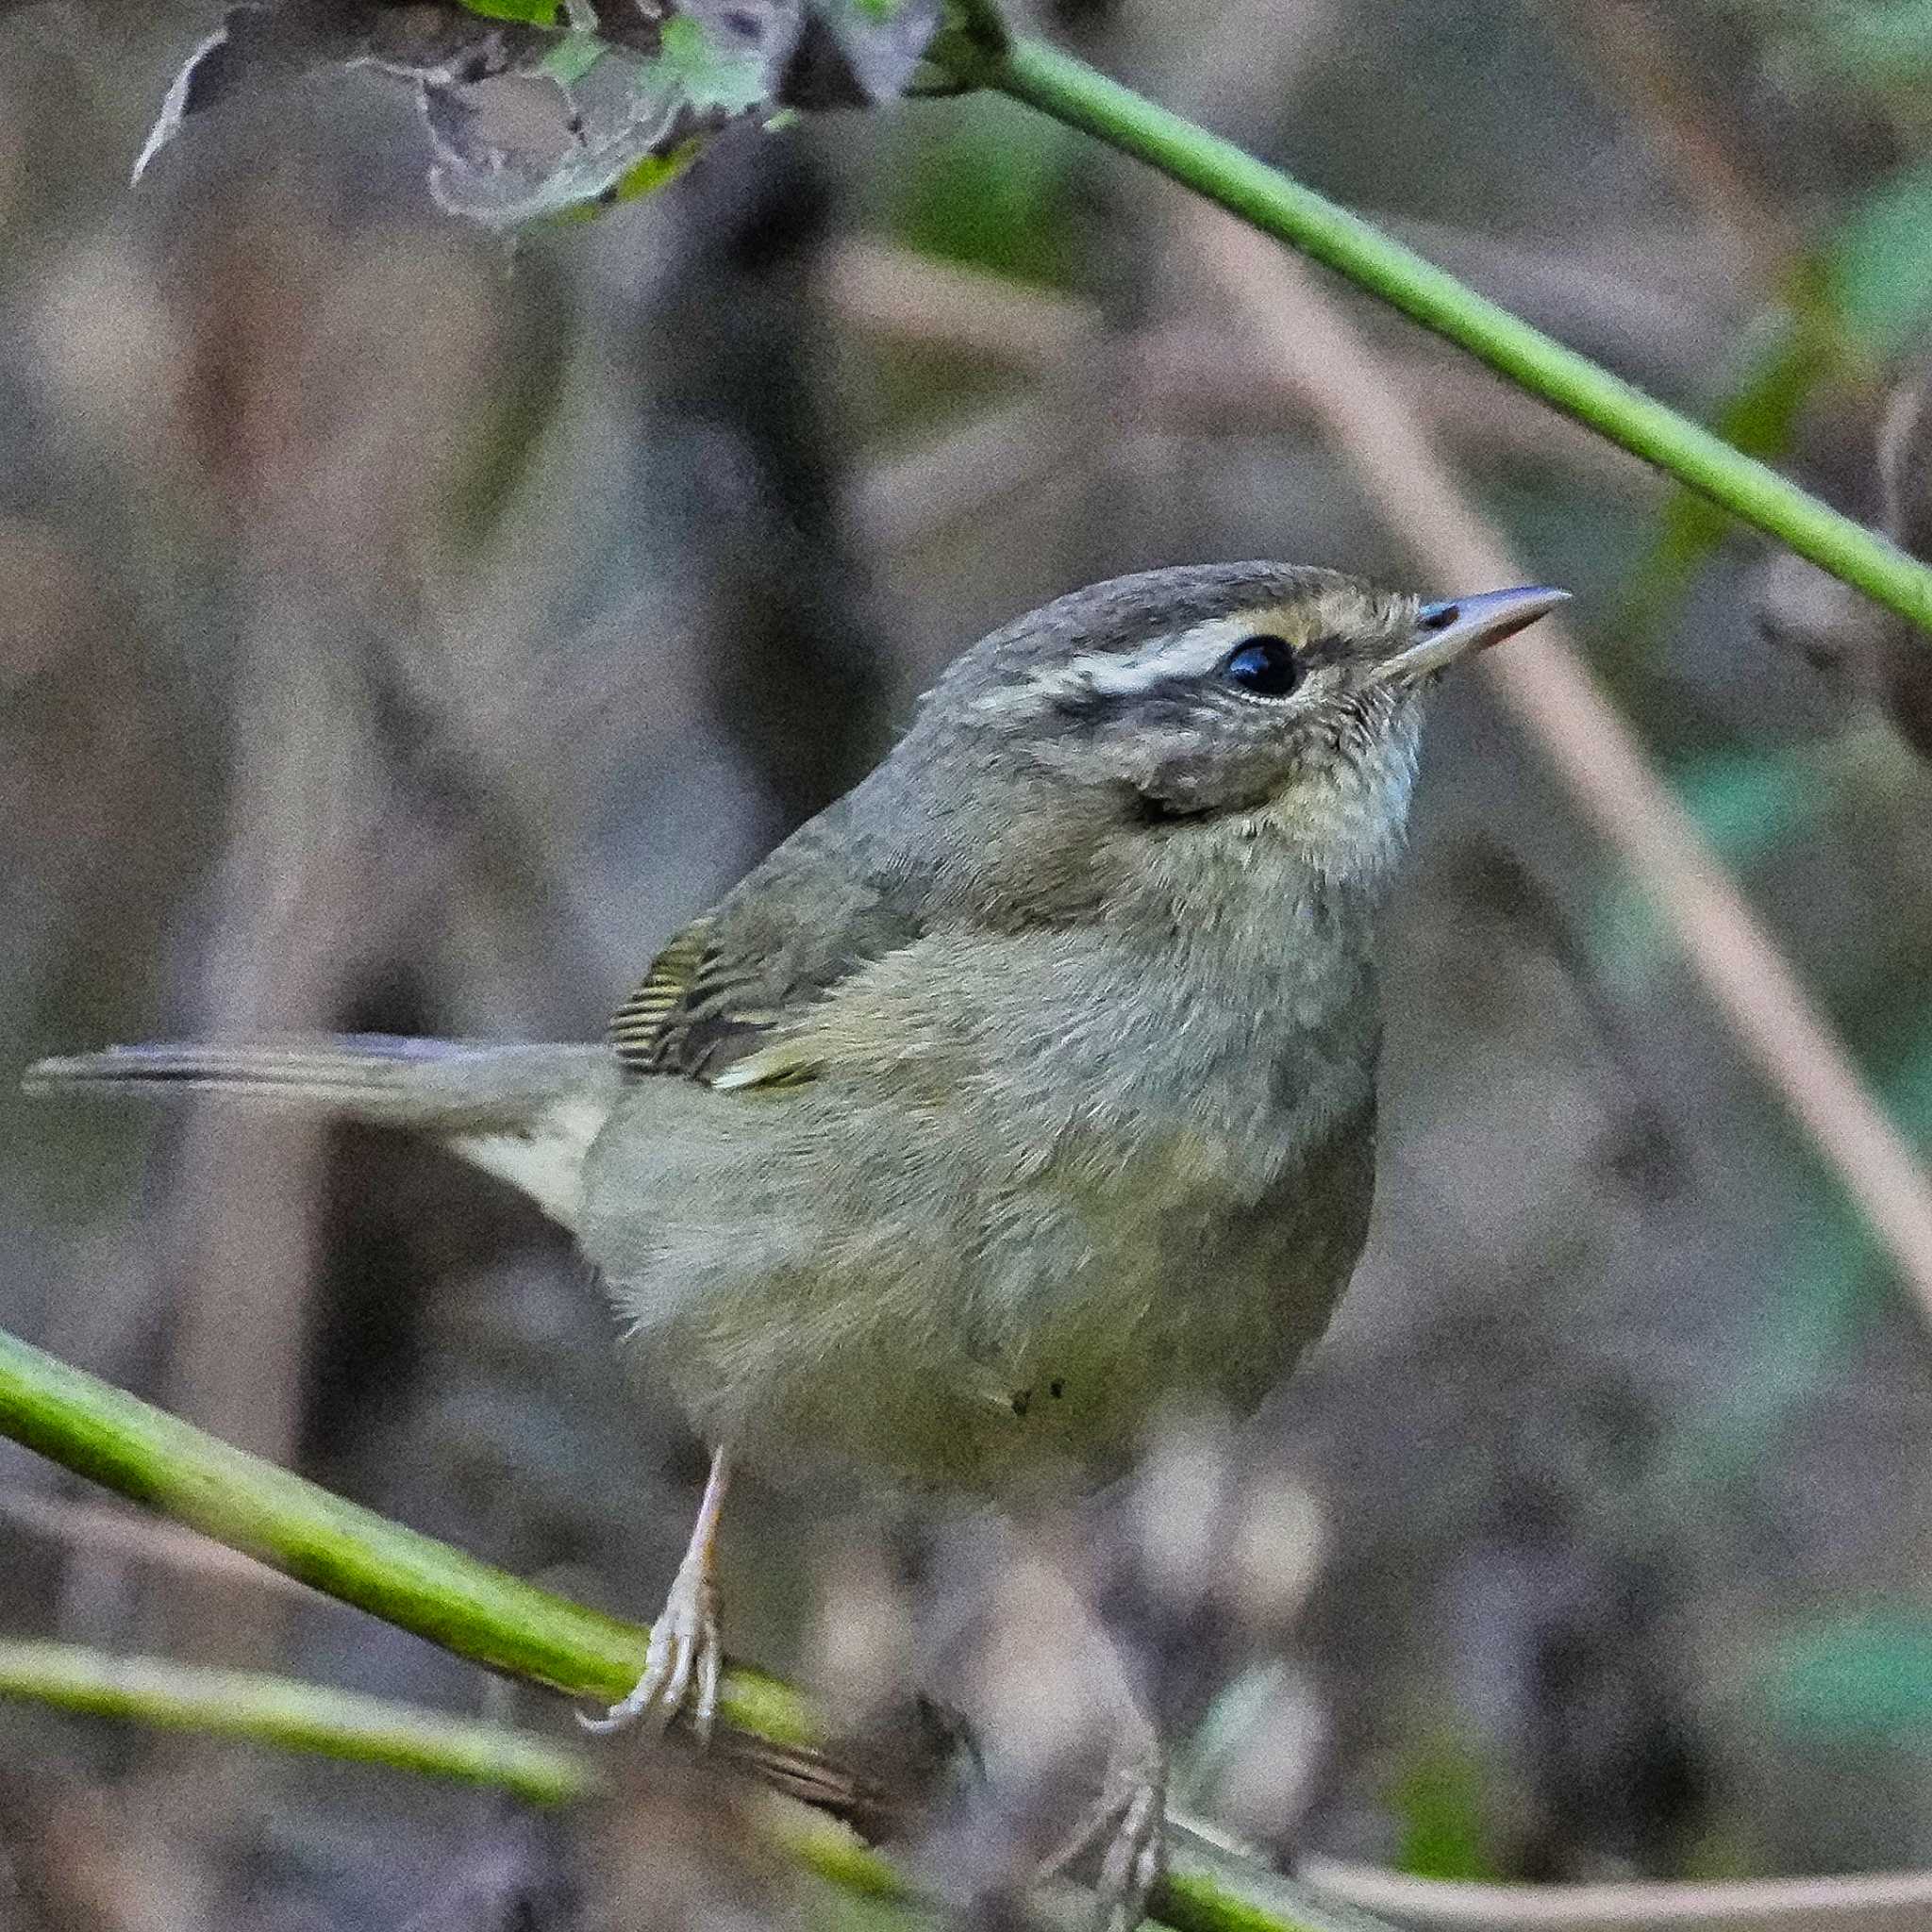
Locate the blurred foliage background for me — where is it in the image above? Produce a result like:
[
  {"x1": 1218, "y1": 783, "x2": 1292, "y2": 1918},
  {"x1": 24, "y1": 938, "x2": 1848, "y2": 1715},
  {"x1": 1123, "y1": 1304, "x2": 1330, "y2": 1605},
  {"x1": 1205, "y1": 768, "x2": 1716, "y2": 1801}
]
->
[{"x1": 7, "y1": 0, "x2": 1932, "y2": 1924}]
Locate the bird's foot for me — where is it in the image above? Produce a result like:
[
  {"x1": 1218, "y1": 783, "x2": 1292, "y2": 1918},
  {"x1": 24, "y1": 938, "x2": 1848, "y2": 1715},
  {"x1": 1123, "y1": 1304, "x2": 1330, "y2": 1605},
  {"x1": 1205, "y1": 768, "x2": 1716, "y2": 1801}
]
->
[
  {"x1": 579, "y1": 1547, "x2": 724, "y2": 1741},
  {"x1": 1045, "y1": 1747, "x2": 1167, "y2": 1932}
]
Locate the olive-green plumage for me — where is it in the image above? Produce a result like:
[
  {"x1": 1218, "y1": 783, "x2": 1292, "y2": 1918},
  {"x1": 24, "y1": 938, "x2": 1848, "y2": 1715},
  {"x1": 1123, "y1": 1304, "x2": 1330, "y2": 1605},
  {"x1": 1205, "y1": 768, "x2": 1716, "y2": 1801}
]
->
[
  {"x1": 579, "y1": 564, "x2": 1547, "y2": 1498},
  {"x1": 27, "y1": 560, "x2": 1566, "y2": 1925}
]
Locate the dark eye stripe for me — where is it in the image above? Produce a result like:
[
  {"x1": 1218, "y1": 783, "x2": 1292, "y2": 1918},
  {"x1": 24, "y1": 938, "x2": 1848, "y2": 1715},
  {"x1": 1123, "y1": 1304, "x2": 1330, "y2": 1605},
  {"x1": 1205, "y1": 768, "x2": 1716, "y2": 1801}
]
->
[{"x1": 1296, "y1": 632, "x2": 1354, "y2": 672}]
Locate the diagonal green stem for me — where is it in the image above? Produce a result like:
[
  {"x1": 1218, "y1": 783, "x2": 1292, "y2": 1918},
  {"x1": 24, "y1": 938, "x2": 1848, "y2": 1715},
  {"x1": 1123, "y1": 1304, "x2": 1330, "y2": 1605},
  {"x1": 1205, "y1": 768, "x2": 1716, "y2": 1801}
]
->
[
  {"x1": 0, "y1": 1325, "x2": 811, "y2": 1745},
  {"x1": 931, "y1": 15, "x2": 1932, "y2": 637},
  {"x1": 0, "y1": 1640, "x2": 595, "y2": 1804},
  {"x1": 0, "y1": 1324, "x2": 1396, "y2": 1932},
  {"x1": 0, "y1": 1642, "x2": 945, "y2": 1924}
]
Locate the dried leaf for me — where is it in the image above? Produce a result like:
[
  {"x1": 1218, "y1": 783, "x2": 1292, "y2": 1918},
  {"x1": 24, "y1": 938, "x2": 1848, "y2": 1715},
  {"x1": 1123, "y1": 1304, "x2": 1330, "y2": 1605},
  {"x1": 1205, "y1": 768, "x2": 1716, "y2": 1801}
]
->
[
  {"x1": 135, "y1": 0, "x2": 941, "y2": 225},
  {"x1": 134, "y1": 3, "x2": 556, "y2": 185},
  {"x1": 1876, "y1": 364, "x2": 1932, "y2": 759}
]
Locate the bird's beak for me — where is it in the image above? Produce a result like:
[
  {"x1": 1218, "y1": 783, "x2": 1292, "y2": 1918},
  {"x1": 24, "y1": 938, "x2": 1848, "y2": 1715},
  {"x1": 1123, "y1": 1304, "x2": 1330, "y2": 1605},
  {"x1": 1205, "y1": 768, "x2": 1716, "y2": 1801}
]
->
[{"x1": 1378, "y1": 584, "x2": 1571, "y2": 685}]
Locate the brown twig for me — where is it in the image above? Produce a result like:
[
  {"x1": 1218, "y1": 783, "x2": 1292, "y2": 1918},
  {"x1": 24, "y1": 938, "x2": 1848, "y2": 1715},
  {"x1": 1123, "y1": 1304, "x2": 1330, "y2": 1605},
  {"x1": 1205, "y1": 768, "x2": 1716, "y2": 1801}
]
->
[
  {"x1": 846, "y1": 391, "x2": 1100, "y2": 553},
  {"x1": 824, "y1": 228, "x2": 1725, "y2": 390},
  {"x1": 1187, "y1": 204, "x2": 1932, "y2": 1327},
  {"x1": 823, "y1": 240, "x2": 1656, "y2": 558},
  {"x1": 0, "y1": 1491, "x2": 316, "y2": 1603},
  {"x1": 819, "y1": 239, "x2": 1091, "y2": 366},
  {"x1": 1537, "y1": 0, "x2": 1801, "y2": 292},
  {"x1": 1300, "y1": 1854, "x2": 1932, "y2": 1930}
]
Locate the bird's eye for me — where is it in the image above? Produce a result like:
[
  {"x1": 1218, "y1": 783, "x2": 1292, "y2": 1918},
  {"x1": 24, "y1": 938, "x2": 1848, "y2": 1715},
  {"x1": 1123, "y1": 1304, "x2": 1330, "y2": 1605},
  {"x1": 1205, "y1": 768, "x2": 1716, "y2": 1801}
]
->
[{"x1": 1220, "y1": 635, "x2": 1302, "y2": 697}]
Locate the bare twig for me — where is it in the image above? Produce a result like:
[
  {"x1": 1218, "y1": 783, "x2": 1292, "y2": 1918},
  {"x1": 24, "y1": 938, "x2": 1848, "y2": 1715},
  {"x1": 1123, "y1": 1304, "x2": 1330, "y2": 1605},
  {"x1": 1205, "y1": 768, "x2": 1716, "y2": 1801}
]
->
[
  {"x1": 819, "y1": 239, "x2": 1090, "y2": 366},
  {"x1": 1188, "y1": 205, "x2": 1932, "y2": 1326},
  {"x1": 823, "y1": 238, "x2": 1658, "y2": 508},
  {"x1": 148, "y1": 572, "x2": 379, "y2": 1676},
  {"x1": 846, "y1": 391, "x2": 1098, "y2": 554},
  {"x1": 1538, "y1": 0, "x2": 1800, "y2": 291},
  {"x1": 1300, "y1": 1854, "x2": 1932, "y2": 1930},
  {"x1": 0, "y1": 1491, "x2": 315, "y2": 1602},
  {"x1": 824, "y1": 226, "x2": 1726, "y2": 388}
]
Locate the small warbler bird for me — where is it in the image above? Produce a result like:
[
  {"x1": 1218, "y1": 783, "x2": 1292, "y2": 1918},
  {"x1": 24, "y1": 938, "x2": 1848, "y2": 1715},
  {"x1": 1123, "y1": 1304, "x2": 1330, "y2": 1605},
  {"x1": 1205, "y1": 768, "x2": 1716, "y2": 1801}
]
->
[{"x1": 29, "y1": 562, "x2": 1564, "y2": 1926}]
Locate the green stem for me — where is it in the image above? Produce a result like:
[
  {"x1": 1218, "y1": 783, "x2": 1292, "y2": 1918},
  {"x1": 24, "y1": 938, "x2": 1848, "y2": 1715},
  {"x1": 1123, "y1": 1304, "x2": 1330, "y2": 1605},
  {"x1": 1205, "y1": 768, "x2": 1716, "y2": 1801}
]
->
[
  {"x1": 936, "y1": 20, "x2": 1932, "y2": 637},
  {"x1": 0, "y1": 1643, "x2": 940, "y2": 1926},
  {"x1": 0, "y1": 1324, "x2": 1399, "y2": 1932},
  {"x1": 0, "y1": 1326, "x2": 811, "y2": 1746},
  {"x1": 0, "y1": 1643, "x2": 1374, "y2": 1932},
  {"x1": 0, "y1": 1640, "x2": 593, "y2": 1805}
]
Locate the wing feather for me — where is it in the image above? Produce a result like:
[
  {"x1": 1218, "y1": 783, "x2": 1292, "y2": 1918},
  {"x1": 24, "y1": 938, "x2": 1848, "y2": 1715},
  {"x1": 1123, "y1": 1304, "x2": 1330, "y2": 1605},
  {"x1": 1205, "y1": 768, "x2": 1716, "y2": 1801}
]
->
[{"x1": 607, "y1": 785, "x2": 930, "y2": 1088}]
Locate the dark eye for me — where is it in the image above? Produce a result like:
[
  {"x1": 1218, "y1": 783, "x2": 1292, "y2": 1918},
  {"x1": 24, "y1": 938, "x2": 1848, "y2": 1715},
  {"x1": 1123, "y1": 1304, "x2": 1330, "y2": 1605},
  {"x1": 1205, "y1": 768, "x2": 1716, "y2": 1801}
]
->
[{"x1": 1220, "y1": 635, "x2": 1302, "y2": 697}]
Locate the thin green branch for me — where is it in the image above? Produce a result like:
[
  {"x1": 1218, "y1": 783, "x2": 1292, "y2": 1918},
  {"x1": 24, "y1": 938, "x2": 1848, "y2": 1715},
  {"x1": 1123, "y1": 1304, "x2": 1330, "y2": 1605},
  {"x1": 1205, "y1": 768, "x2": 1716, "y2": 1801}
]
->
[
  {"x1": 0, "y1": 1326, "x2": 811, "y2": 1746},
  {"x1": 0, "y1": 1640, "x2": 593, "y2": 1805},
  {"x1": 929, "y1": 10, "x2": 1932, "y2": 638},
  {"x1": 0, "y1": 1642, "x2": 942, "y2": 1928},
  {"x1": 0, "y1": 1325, "x2": 1394, "y2": 1932}
]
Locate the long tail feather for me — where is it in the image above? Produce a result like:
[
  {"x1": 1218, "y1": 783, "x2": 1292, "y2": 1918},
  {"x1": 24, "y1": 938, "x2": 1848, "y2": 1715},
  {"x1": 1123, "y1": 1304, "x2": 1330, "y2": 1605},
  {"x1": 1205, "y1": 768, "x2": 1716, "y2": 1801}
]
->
[{"x1": 25, "y1": 1034, "x2": 621, "y2": 1227}]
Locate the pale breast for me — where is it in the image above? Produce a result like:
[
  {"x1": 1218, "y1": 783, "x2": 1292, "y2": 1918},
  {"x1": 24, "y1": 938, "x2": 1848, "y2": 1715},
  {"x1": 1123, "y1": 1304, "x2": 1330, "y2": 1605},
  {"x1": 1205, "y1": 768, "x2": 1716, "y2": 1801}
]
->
[
  {"x1": 582, "y1": 930, "x2": 1382, "y2": 1505},
  {"x1": 932, "y1": 1086, "x2": 1379, "y2": 1496}
]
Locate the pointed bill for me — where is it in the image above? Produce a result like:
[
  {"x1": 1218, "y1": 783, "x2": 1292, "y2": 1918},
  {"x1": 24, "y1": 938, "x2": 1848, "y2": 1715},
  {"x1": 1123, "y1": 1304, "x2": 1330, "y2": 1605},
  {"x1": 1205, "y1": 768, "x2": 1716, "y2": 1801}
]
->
[{"x1": 1379, "y1": 584, "x2": 1571, "y2": 684}]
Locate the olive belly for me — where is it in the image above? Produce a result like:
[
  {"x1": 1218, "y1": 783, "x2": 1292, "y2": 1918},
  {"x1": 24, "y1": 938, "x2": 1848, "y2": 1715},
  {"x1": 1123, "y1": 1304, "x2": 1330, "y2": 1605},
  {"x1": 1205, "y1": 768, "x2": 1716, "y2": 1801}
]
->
[{"x1": 612, "y1": 1093, "x2": 1377, "y2": 1504}]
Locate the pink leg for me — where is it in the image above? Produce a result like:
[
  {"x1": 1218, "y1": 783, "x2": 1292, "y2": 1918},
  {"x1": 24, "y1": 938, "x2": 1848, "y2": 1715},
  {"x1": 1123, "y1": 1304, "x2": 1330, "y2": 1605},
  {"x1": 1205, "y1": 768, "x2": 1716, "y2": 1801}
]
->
[{"x1": 581, "y1": 1445, "x2": 732, "y2": 1741}]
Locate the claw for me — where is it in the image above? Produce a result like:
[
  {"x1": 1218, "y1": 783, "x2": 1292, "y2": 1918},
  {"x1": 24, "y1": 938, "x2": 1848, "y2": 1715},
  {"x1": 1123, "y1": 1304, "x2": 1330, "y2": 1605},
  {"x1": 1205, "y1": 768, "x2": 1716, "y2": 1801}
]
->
[
  {"x1": 1045, "y1": 1736, "x2": 1168, "y2": 1932},
  {"x1": 578, "y1": 1554, "x2": 723, "y2": 1738},
  {"x1": 579, "y1": 1446, "x2": 731, "y2": 1743},
  {"x1": 1091, "y1": 1773, "x2": 1165, "y2": 1932}
]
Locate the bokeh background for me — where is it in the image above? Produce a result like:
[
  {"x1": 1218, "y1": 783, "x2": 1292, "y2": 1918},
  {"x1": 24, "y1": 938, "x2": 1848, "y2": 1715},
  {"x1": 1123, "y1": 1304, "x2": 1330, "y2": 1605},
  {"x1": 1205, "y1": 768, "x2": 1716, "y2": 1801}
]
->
[{"x1": 7, "y1": 1, "x2": 1932, "y2": 1924}]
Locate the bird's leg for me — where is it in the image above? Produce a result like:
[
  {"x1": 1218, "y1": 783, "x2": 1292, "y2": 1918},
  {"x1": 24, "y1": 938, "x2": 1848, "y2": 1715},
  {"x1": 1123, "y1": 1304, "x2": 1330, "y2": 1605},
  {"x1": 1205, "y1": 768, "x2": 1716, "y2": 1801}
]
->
[
  {"x1": 581, "y1": 1445, "x2": 731, "y2": 1740},
  {"x1": 1044, "y1": 1722, "x2": 1167, "y2": 1932}
]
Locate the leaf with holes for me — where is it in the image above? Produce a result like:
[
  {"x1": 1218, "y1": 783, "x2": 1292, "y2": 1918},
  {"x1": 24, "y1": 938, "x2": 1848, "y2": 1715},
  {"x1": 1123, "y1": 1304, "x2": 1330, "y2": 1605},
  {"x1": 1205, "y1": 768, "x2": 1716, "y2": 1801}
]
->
[{"x1": 135, "y1": 0, "x2": 942, "y2": 226}]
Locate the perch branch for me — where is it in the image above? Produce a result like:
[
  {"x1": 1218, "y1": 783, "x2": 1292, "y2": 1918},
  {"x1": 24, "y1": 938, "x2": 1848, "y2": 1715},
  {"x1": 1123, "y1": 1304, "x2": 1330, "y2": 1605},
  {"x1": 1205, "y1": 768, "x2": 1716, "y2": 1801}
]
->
[
  {"x1": 0, "y1": 1324, "x2": 1404, "y2": 1932},
  {"x1": 0, "y1": 1640, "x2": 591, "y2": 1806},
  {"x1": 0, "y1": 1325, "x2": 809, "y2": 1746},
  {"x1": 929, "y1": 8, "x2": 1932, "y2": 636},
  {"x1": 4, "y1": 1455, "x2": 1917, "y2": 1929}
]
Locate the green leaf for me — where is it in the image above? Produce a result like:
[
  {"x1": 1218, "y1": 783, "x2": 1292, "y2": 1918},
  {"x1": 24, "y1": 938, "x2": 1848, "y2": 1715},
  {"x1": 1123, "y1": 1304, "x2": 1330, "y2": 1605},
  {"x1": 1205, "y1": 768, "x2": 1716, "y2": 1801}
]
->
[
  {"x1": 1829, "y1": 156, "x2": 1932, "y2": 358},
  {"x1": 1658, "y1": 1205, "x2": 1878, "y2": 1491},
  {"x1": 456, "y1": 0, "x2": 564, "y2": 24},
  {"x1": 1609, "y1": 267, "x2": 1853, "y2": 668},
  {"x1": 1762, "y1": 1609, "x2": 1932, "y2": 1740},
  {"x1": 894, "y1": 99, "x2": 1082, "y2": 285},
  {"x1": 659, "y1": 11, "x2": 771, "y2": 114},
  {"x1": 1766, "y1": 0, "x2": 1932, "y2": 91},
  {"x1": 539, "y1": 32, "x2": 607, "y2": 85},
  {"x1": 426, "y1": 11, "x2": 778, "y2": 225},
  {"x1": 136, "y1": 1, "x2": 942, "y2": 226},
  {"x1": 1881, "y1": 1022, "x2": 1932, "y2": 1135},
  {"x1": 552, "y1": 134, "x2": 708, "y2": 221},
  {"x1": 1674, "y1": 748, "x2": 1829, "y2": 863}
]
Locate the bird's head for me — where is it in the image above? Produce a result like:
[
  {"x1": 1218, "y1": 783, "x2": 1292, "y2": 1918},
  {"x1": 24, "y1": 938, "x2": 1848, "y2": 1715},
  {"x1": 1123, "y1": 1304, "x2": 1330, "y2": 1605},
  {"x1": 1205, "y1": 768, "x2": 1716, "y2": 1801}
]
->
[{"x1": 895, "y1": 563, "x2": 1565, "y2": 924}]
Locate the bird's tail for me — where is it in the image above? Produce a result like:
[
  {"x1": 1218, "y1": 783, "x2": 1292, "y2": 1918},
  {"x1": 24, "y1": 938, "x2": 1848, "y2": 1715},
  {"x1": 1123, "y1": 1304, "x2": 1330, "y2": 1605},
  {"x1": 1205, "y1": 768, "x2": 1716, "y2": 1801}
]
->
[{"x1": 25, "y1": 1034, "x2": 622, "y2": 1226}]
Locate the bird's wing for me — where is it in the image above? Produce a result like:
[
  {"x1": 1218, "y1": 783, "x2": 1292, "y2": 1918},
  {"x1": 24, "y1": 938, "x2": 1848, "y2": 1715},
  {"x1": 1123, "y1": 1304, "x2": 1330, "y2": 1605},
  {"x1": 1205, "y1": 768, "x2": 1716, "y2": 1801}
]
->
[
  {"x1": 608, "y1": 794, "x2": 928, "y2": 1087},
  {"x1": 608, "y1": 913, "x2": 767, "y2": 1081}
]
